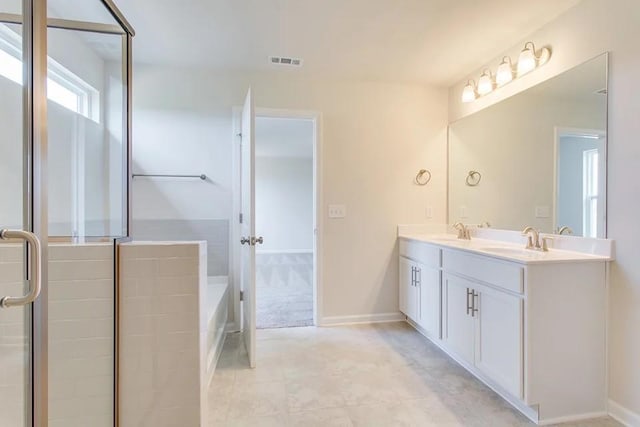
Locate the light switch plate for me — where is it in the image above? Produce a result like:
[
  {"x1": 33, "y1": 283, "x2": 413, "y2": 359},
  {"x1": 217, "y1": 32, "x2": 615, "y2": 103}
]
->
[
  {"x1": 535, "y1": 206, "x2": 550, "y2": 218},
  {"x1": 328, "y1": 204, "x2": 346, "y2": 218},
  {"x1": 459, "y1": 206, "x2": 469, "y2": 219},
  {"x1": 426, "y1": 206, "x2": 434, "y2": 219}
]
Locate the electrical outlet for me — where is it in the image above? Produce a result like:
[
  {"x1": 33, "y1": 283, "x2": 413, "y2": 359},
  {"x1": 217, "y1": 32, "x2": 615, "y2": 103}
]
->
[
  {"x1": 459, "y1": 206, "x2": 469, "y2": 219},
  {"x1": 535, "y1": 206, "x2": 550, "y2": 218},
  {"x1": 426, "y1": 206, "x2": 434, "y2": 219},
  {"x1": 328, "y1": 204, "x2": 346, "y2": 218}
]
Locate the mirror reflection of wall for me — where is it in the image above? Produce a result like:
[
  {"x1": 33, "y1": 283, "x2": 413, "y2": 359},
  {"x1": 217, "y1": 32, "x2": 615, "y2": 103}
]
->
[{"x1": 448, "y1": 54, "x2": 607, "y2": 237}]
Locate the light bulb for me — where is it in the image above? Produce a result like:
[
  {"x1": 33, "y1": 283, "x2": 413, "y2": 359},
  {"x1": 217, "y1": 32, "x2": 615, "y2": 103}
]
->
[
  {"x1": 461, "y1": 80, "x2": 477, "y2": 103},
  {"x1": 477, "y1": 70, "x2": 494, "y2": 95},
  {"x1": 496, "y1": 57, "x2": 514, "y2": 86},
  {"x1": 517, "y1": 42, "x2": 537, "y2": 76}
]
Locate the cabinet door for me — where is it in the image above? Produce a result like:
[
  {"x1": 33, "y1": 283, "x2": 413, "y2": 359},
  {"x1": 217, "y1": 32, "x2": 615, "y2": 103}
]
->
[
  {"x1": 474, "y1": 283, "x2": 523, "y2": 399},
  {"x1": 442, "y1": 273, "x2": 475, "y2": 365},
  {"x1": 416, "y1": 262, "x2": 441, "y2": 339},
  {"x1": 399, "y1": 256, "x2": 413, "y2": 317}
]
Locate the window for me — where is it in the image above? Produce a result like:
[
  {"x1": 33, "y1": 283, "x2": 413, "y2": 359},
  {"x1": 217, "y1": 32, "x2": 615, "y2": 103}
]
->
[
  {"x1": 583, "y1": 149, "x2": 599, "y2": 238},
  {"x1": 0, "y1": 24, "x2": 100, "y2": 122}
]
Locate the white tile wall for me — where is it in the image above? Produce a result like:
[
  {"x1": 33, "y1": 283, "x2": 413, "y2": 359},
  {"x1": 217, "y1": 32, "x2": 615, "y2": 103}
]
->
[
  {"x1": 0, "y1": 242, "x2": 114, "y2": 427},
  {"x1": 48, "y1": 243, "x2": 114, "y2": 427},
  {"x1": 0, "y1": 244, "x2": 28, "y2": 427},
  {"x1": 119, "y1": 241, "x2": 208, "y2": 427}
]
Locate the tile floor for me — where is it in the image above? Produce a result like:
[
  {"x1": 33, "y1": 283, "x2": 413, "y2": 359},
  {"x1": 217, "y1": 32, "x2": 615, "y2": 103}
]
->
[
  {"x1": 208, "y1": 322, "x2": 621, "y2": 427},
  {"x1": 256, "y1": 253, "x2": 313, "y2": 329}
]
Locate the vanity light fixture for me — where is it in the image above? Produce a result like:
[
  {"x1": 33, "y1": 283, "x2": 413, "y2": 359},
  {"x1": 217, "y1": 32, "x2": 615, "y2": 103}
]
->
[
  {"x1": 461, "y1": 80, "x2": 477, "y2": 103},
  {"x1": 496, "y1": 56, "x2": 515, "y2": 86},
  {"x1": 461, "y1": 41, "x2": 551, "y2": 102},
  {"x1": 517, "y1": 42, "x2": 551, "y2": 77},
  {"x1": 477, "y1": 69, "x2": 495, "y2": 95}
]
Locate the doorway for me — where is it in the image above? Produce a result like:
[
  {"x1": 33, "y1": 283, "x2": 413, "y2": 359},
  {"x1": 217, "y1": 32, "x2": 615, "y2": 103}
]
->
[
  {"x1": 232, "y1": 107, "x2": 322, "y2": 341},
  {"x1": 254, "y1": 116, "x2": 315, "y2": 328}
]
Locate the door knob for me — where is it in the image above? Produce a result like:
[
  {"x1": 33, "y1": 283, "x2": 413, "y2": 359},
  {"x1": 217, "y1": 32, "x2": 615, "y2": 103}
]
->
[
  {"x1": 251, "y1": 236, "x2": 264, "y2": 245},
  {"x1": 240, "y1": 237, "x2": 250, "y2": 245}
]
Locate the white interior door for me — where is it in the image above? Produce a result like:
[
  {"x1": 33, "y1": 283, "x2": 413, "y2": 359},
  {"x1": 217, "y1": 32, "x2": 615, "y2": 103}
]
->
[{"x1": 240, "y1": 88, "x2": 256, "y2": 368}]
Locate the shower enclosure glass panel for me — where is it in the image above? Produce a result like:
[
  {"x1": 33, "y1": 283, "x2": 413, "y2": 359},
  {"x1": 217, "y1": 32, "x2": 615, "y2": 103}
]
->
[
  {"x1": 0, "y1": 4, "x2": 31, "y2": 425},
  {"x1": 46, "y1": 1, "x2": 130, "y2": 425},
  {"x1": 47, "y1": 27, "x2": 125, "y2": 238}
]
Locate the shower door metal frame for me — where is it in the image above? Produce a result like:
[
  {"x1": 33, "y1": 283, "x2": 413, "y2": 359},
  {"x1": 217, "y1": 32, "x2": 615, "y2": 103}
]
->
[{"x1": 1, "y1": 0, "x2": 133, "y2": 425}]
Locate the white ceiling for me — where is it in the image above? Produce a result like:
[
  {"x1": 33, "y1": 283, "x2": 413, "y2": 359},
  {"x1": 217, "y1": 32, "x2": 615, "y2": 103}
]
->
[
  {"x1": 112, "y1": 0, "x2": 582, "y2": 86},
  {"x1": 255, "y1": 117, "x2": 314, "y2": 158}
]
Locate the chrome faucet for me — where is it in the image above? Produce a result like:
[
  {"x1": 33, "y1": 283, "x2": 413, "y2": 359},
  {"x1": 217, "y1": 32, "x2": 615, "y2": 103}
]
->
[
  {"x1": 453, "y1": 222, "x2": 471, "y2": 240},
  {"x1": 556, "y1": 226, "x2": 574, "y2": 235}
]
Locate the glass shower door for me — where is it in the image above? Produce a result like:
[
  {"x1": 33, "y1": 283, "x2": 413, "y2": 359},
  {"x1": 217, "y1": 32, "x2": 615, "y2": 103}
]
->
[
  {"x1": 0, "y1": 1, "x2": 44, "y2": 425},
  {"x1": 1, "y1": 0, "x2": 132, "y2": 425}
]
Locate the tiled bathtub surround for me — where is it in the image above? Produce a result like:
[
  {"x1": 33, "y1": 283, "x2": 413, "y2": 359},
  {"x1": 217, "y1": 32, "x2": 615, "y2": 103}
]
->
[
  {"x1": 132, "y1": 219, "x2": 229, "y2": 276},
  {"x1": 0, "y1": 243, "x2": 115, "y2": 427},
  {"x1": 120, "y1": 241, "x2": 220, "y2": 427}
]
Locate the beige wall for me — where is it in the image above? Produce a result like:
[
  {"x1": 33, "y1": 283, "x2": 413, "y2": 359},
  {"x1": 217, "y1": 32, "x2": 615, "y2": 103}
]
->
[
  {"x1": 448, "y1": 0, "x2": 640, "y2": 419},
  {"x1": 133, "y1": 68, "x2": 449, "y2": 322}
]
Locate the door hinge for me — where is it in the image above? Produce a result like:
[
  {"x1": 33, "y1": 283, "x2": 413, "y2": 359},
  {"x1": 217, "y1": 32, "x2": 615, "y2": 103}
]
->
[
  {"x1": 239, "y1": 213, "x2": 243, "y2": 224},
  {"x1": 240, "y1": 290, "x2": 244, "y2": 301}
]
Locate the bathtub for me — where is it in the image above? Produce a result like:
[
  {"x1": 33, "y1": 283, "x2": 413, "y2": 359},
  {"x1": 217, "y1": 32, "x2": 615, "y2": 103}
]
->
[{"x1": 205, "y1": 275, "x2": 229, "y2": 386}]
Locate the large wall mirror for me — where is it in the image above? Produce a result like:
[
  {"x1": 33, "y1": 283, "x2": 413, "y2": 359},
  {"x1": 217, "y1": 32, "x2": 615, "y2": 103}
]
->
[{"x1": 448, "y1": 53, "x2": 608, "y2": 237}]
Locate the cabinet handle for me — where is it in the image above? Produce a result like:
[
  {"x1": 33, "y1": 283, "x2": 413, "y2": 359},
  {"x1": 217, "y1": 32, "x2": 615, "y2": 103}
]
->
[
  {"x1": 466, "y1": 288, "x2": 472, "y2": 315},
  {"x1": 471, "y1": 290, "x2": 479, "y2": 317},
  {"x1": 415, "y1": 267, "x2": 421, "y2": 288},
  {"x1": 411, "y1": 267, "x2": 415, "y2": 287}
]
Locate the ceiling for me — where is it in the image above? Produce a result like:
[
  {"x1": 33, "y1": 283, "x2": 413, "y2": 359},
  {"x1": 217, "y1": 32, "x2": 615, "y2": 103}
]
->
[
  {"x1": 111, "y1": 0, "x2": 581, "y2": 86},
  {"x1": 255, "y1": 117, "x2": 314, "y2": 158}
]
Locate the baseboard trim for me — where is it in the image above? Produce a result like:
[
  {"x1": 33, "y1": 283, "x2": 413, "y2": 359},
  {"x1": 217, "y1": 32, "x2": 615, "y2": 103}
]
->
[
  {"x1": 319, "y1": 312, "x2": 405, "y2": 326},
  {"x1": 255, "y1": 249, "x2": 313, "y2": 255},
  {"x1": 609, "y1": 399, "x2": 640, "y2": 427},
  {"x1": 538, "y1": 411, "x2": 608, "y2": 426}
]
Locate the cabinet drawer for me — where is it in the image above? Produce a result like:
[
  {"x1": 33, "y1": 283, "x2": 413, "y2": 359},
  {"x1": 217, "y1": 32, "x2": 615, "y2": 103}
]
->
[
  {"x1": 442, "y1": 250, "x2": 523, "y2": 294},
  {"x1": 399, "y1": 239, "x2": 440, "y2": 268}
]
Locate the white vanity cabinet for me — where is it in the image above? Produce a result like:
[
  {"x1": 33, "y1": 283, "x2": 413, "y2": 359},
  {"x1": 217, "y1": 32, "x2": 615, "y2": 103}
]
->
[
  {"x1": 442, "y1": 272, "x2": 523, "y2": 399},
  {"x1": 399, "y1": 256, "x2": 418, "y2": 320},
  {"x1": 398, "y1": 240, "x2": 441, "y2": 339},
  {"x1": 398, "y1": 235, "x2": 609, "y2": 425}
]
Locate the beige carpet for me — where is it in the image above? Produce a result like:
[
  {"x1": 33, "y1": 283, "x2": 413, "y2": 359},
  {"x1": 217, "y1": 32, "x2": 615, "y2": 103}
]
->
[{"x1": 256, "y1": 252, "x2": 313, "y2": 328}]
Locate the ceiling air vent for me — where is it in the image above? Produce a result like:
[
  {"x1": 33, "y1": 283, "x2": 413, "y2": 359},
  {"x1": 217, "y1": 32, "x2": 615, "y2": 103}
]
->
[{"x1": 269, "y1": 56, "x2": 303, "y2": 67}]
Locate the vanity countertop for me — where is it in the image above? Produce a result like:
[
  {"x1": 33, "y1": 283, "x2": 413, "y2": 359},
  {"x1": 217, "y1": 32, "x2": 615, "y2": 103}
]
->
[{"x1": 398, "y1": 233, "x2": 613, "y2": 265}]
